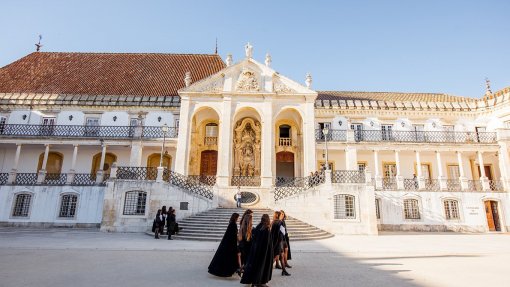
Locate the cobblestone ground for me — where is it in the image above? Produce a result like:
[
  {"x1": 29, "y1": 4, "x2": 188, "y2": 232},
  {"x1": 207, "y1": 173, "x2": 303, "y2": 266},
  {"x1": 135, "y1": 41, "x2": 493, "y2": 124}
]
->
[{"x1": 0, "y1": 229, "x2": 508, "y2": 287}]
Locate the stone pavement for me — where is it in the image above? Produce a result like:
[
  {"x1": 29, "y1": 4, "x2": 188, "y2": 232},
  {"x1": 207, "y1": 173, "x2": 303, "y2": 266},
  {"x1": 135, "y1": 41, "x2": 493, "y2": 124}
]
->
[{"x1": 0, "y1": 228, "x2": 509, "y2": 287}]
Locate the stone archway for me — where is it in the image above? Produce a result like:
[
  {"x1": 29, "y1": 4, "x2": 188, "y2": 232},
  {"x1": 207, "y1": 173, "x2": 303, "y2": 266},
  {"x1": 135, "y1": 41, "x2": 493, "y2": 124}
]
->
[
  {"x1": 91, "y1": 152, "x2": 117, "y2": 175},
  {"x1": 188, "y1": 107, "x2": 220, "y2": 176}
]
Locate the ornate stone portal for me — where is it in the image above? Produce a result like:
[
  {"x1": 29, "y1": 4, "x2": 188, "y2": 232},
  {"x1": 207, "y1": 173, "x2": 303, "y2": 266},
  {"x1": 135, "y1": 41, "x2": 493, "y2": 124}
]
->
[{"x1": 233, "y1": 118, "x2": 261, "y2": 176}]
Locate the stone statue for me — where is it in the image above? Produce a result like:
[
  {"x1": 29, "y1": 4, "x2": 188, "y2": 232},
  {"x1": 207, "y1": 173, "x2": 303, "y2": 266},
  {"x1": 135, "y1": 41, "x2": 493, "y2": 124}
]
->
[
  {"x1": 233, "y1": 118, "x2": 261, "y2": 177},
  {"x1": 245, "y1": 42, "x2": 253, "y2": 58},
  {"x1": 226, "y1": 54, "x2": 233, "y2": 67},
  {"x1": 265, "y1": 53, "x2": 271, "y2": 67}
]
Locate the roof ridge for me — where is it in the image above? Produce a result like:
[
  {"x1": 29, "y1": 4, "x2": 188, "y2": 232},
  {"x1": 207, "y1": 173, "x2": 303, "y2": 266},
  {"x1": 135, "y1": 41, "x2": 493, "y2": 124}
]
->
[
  {"x1": 318, "y1": 90, "x2": 450, "y2": 96},
  {"x1": 29, "y1": 51, "x2": 222, "y2": 57}
]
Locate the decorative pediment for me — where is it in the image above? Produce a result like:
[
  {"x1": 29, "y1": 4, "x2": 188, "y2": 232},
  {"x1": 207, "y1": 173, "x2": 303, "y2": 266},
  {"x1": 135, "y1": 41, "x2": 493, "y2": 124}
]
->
[
  {"x1": 236, "y1": 68, "x2": 260, "y2": 92},
  {"x1": 182, "y1": 74, "x2": 224, "y2": 93},
  {"x1": 273, "y1": 77, "x2": 295, "y2": 94}
]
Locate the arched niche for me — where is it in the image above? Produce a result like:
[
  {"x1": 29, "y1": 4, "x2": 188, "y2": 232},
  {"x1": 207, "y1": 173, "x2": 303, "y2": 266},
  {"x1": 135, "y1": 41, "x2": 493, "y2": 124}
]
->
[
  {"x1": 91, "y1": 152, "x2": 117, "y2": 175},
  {"x1": 37, "y1": 152, "x2": 63, "y2": 174},
  {"x1": 188, "y1": 107, "x2": 220, "y2": 176}
]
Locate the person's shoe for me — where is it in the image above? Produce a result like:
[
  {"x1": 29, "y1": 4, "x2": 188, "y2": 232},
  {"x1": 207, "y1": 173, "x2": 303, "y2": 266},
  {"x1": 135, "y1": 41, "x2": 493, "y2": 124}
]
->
[
  {"x1": 236, "y1": 268, "x2": 242, "y2": 277},
  {"x1": 282, "y1": 270, "x2": 291, "y2": 276},
  {"x1": 274, "y1": 264, "x2": 282, "y2": 269},
  {"x1": 285, "y1": 264, "x2": 292, "y2": 268}
]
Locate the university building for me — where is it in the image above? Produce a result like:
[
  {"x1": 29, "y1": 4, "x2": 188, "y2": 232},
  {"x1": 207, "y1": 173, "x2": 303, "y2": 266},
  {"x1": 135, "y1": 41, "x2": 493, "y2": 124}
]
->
[{"x1": 0, "y1": 43, "x2": 509, "y2": 235}]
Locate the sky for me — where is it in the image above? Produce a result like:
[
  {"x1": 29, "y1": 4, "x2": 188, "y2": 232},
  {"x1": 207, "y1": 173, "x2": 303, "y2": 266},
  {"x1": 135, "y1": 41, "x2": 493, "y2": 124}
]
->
[{"x1": 1, "y1": 0, "x2": 509, "y2": 98}]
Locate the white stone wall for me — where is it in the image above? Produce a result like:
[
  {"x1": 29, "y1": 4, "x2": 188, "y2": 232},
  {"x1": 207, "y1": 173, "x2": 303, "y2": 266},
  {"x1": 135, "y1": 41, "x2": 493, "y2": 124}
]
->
[
  {"x1": 377, "y1": 191, "x2": 510, "y2": 232},
  {"x1": 0, "y1": 185, "x2": 105, "y2": 227}
]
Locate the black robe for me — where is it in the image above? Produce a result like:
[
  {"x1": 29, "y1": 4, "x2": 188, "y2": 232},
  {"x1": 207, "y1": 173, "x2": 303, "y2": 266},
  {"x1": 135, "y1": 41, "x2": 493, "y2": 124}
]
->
[
  {"x1": 282, "y1": 220, "x2": 291, "y2": 260},
  {"x1": 240, "y1": 223, "x2": 273, "y2": 285},
  {"x1": 166, "y1": 214, "x2": 176, "y2": 235},
  {"x1": 270, "y1": 220, "x2": 284, "y2": 256},
  {"x1": 208, "y1": 222, "x2": 239, "y2": 277}
]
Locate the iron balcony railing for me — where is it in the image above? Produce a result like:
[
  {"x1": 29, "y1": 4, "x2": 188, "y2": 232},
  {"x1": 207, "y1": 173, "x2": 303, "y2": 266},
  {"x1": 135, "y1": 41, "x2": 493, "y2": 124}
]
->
[
  {"x1": 381, "y1": 177, "x2": 397, "y2": 190},
  {"x1": 0, "y1": 173, "x2": 8, "y2": 185},
  {"x1": 116, "y1": 167, "x2": 158, "y2": 181},
  {"x1": 231, "y1": 176, "x2": 261, "y2": 187},
  {"x1": 488, "y1": 180, "x2": 504, "y2": 192},
  {"x1": 315, "y1": 129, "x2": 496, "y2": 144},
  {"x1": 274, "y1": 171, "x2": 325, "y2": 201},
  {"x1": 0, "y1": 124, "x2": 178, "y2": 139},
  {"x1": 71, "y1": 173, "x2": 99, "y2": 186},
  {"x1": 13, "y1": 173, "x2": 38, "y2": 185},
  {"x1": 403, "y1": 178, "x2": 419, "y2": 190},
  {"x1": 43, "y1": 173, "x2": 67, "y2": 185},
  {"x1": 331, "y1": 170, "x2": 365, "y2": 183},
  {"x1": 446, "y1": 179, "x2": 462, "y2": 191},
  {"x1": 188, "y1": 175, "x2": 216, "y2": 186}
]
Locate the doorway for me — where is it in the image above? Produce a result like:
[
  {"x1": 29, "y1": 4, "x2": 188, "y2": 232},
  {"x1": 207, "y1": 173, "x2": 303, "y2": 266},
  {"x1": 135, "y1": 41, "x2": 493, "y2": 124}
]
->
[
  {"x1": 484, "y1": 200, "x2": 501, "y2": 231},
  {"x1": 200, "y1": 150, "x2": 218, "y2": 176},
  {"x1": 276, "y1": 151, "x2": 295, "y2": 178}
]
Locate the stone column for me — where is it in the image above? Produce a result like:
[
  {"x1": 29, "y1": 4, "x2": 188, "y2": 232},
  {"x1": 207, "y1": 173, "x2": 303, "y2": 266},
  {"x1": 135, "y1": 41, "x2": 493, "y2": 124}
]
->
[
  {"x1": 478, "y1": 151, "x2": 490, "y2": 191},
  {"x1": 216, "y1": 96, "x2": 233, "y2": 187},
  {"x1": 436, "y1": 151, "x2": 447, "y2": 190},
  {"x1": 395, "y1": 150, "x2": 404, "y2": 190},
  {"x1": 497, "y1": 142, "x2": 510, "y2": 191},
  {"x1": 67, "y1": 144, "x2": 79, "y2": 184},
  {"x1": 415, "y1": 150, "x2": 425, "y2": 189},
  {"x1": 174, "y1": 96, "x2": 192, "y2": 175},
  {"x1": 303, "y1": 98, "x2": 317, "y2": 175},
  {"x1": 345, "y1": 146, "x2": 358, "y2": 170},
  {"x1": 8, "y1": 144, "x2": 22, "y2": 184},
  {"x1": 261, "y1": 96, "x2": 274, "y2": 187},
  {"x1": 373, "y1": 150, "x2": 382, "y2": 189},
  {"x1": 457, "y1": 151, "x2": 468, "y2": 190},
  {"x1": 96, "y1": 144, "x2": 107, "y2": 183},
  {"x1": 37, "y1": 144, "x2": 50, "y2": 183}
]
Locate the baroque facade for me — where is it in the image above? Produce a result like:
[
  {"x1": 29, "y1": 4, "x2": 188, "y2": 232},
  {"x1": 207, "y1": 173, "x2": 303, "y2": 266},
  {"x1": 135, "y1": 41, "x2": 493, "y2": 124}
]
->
[{"x1": 0, "y1": 44, "x2": 509, "y2": 234}]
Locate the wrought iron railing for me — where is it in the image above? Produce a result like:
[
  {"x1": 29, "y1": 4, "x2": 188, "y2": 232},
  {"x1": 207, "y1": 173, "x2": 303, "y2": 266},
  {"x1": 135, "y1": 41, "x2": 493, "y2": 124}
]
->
[
  {"x1": 315, "y1": 129, "x2": 346, "y2": 142},
  {"x1": 466, "y1": 180, "x2": 482, "y2": 192},
  {"x1": 488, "y1": 180, "x2": 504, "y2": 192},
  {"x1": 404, "y1": 178, "x2": 419, "y2": 190},
  {"x1": 275, "y1": 176, "x2": 300, "y2": 187},
  {"x1": 188, "y1": 175, "x2": 216, "y2": 186},
  {"x1": 274, "y1": 171, "x2": 325, "y2": 201},
  {"x1": 380, "y1": 177, "x2": 397, "y2": 190},
  {"x1": 331, "y1": 170, "x2": 365, "y2": 183},
  {"x1": 14, "y1": 173, "x2": 38, "y2": 185},
  {"x1": 314, "y1": 128, "x2": 496, "y2": 144},
  {"x1": 446, "y1": 179, "x2": 461, "y2": 191},
  {"x1": 0, "y1": 173, "x2": 8, "y2": 185},
  {"x1": 71, "y1": 173, "x2": 97, "y2": 186},
  {"x1": 164, "y1": 169, "x2": 213, "y2": 200},
  {"x1": 278, "y1": 137, "x2": 292, "y2": 146},
  {"x1": 230, "y1": 176, "x2": 261, "y2": 187},
  {"x1": 424, "y1": 179, "x2": 440, "y2": 191},
  {"x1": 116, "y1": 167, "x2": 158, "y2": 180},
  {"x1": 43, "y1": 173, "x2": 67, "y2": 185},
  {"x1": 204, "y1": 136, "x2": 218, "y2": 146},
  {"x1": 0, "y1": 124, "x2": 179, "y2": 139}
]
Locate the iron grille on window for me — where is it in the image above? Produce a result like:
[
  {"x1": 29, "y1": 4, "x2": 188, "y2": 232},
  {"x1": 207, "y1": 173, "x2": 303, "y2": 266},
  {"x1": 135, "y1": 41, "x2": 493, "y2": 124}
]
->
[
  {"x1": 12, "y1": 194, "x2": 32, "y2": 217},
  {"x1": 403, "y1": 199, "x2": 420, "y2": 219},
  {"x1": 375, "y1": 198, "x2": 381, "y2": 219},
  {"x1": 444, "y1": 200, "x2": 460, "y2": 220},
  {"x1": 334, "y1": 194, "x2": 356, "y2": 219},
  {"x1": 123, "y1": 191, "x2": 147, "y2": 215},
  {"x1": 59, "y1": 194, "x2": 78, "y2": 218}
]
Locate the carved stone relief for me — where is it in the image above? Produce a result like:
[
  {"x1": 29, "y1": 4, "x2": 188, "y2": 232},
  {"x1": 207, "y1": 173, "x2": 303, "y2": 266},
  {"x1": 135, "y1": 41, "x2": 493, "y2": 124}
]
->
[
  {"x1": 236, "y1": 69, "x2": 259, "y2": 92},
  {"x1": 233, "y1": 118, "x2": 261, "y2": 176},
  {"x1": 273, "y1": 78, "x2": 295, "y2": 93}
]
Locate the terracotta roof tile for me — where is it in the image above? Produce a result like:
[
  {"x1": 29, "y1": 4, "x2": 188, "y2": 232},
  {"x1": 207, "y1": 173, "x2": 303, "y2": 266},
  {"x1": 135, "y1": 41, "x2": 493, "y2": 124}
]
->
[
  {"x1": 317, "y1": 90, "x2": 476, "y2": 103},
  {"x1": 0, "y1": 52, "x2": 225, "y2": 97}
]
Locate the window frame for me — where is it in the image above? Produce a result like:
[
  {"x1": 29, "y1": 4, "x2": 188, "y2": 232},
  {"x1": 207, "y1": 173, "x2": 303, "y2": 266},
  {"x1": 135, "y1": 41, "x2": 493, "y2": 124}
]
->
[
  {"x1": 403, "y1": 198, "x2": 421, "y2": 220},
  {"x1": 333, "y1": 194, "x2": 356, "y2": 220},
  {"x1": 11, "y1": 193, "x2": 33, "y2": 218},
  {"x1": 443, "y1": 199, "x2": 461, "y2": 221},
  {"x1": 58, "y1": 193, "x2": 79, "y2": 219},
  {"x1": 122, "y1": 191, "x2": 148, "y2": 216}
]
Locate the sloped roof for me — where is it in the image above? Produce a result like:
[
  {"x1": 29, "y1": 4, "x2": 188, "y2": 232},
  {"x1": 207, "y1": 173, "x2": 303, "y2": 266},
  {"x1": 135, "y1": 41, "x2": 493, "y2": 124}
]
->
[
  {"x1": 317, "y1": 91, "x2": 476, "y2": 103},
  {"x1": 0, "y1": 52, "x2": 225, "y2": 97}
]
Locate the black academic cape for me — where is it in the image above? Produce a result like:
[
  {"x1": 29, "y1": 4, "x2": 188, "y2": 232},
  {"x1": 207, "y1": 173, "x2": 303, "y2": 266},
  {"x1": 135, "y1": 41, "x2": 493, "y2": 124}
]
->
[
  {"x1": 282, "y1": 220, "x2": 292, "y2": 260},
  {"x1": 270, "y1": 220, "x2": 284, "y2": 256},
  {"x1": 208, "y1": 222, "x2": 239, "y2": 277},
  {"x1": 240, "y1": 223, "x2": 273, "y2": 285},
  {"x1": 166, "y1": 214, "x2": 176, "y2": 235}
]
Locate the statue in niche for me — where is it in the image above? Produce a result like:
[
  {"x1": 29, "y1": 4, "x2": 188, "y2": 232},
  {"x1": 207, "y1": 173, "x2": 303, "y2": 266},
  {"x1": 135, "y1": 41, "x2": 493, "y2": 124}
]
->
[{"x1": 233, "y1": 118, "x2": 261, "y2": 177}]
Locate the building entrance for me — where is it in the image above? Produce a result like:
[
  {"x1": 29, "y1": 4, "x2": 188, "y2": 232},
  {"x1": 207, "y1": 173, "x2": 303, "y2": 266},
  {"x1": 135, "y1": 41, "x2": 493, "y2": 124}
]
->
[
  {"x1": 276, "y1": 151, "x2": 294, "y2": 178},
  {"x1": 484, "y1": 200, "x2": 501, "y2": 231},
  {"x1": 200, "y1": 150, "x2": 218, "y2": 176}
]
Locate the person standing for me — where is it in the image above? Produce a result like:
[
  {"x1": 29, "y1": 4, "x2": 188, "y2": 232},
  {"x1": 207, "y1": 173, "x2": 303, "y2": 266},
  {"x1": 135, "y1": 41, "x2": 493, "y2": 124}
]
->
[
  {"x1": 208, "y1": 213, "x2": 241, "y2": 277},
  {"x1": 271, "y1": 211, "x2": 290, "y2": 276},
  {"x1": 167, "y1": 209, "x2": 177, "y2": 240},
  {"x1": 280, "y1": 210, "x2": 292, "y2": 268},
  {"x1": 236, "y1": 188, "x2": 242, "y2": 208},
  {"x1": 154, "y1": 209, "x2": 164, "y2": 239},
  {"x1": 238, "y1": 211, "x2": 253, "y2": 268},
  {"x1": 240, "y1": 214, "x2": 273, "y2": 286}
]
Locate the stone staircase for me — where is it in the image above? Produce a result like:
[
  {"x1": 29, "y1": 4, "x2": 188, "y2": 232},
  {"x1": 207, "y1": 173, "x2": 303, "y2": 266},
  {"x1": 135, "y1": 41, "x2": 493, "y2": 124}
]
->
[{"x1": 150, "y1": 208, "x2": 333, "y2": 241}]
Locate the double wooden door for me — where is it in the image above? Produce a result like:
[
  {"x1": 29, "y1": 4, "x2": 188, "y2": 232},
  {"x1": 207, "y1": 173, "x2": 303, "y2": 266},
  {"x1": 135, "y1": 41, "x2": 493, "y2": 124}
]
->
[
  {"x1": 200, "y1": 150, "x2": 218, "y2": 176},
  {"x1": 485, "y1": 201, "x2": 501, "y2": 232}
]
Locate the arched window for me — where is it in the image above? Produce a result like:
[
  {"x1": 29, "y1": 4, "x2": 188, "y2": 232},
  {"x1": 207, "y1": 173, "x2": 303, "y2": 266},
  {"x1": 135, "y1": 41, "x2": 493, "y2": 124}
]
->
[
  {"x1": 12, "y1": 193, "x2": 32, "y2": 217},
  {"x1": 403, "y1": 199, "x2": 420, "y2": 219},
  {"x1": 279, "y1": 125, "x2": 291, "y2": 138},
  {"x1": 123, "y1": 191, "x2": 147, "y2": 215},
  {"x1": 334, "y1": 194, "x2": 355, "y2": 219},
  {"x1": 205, "y1": 123, "x2": 218, "y2": 137},
  {"x1": 91, "y1": 152, "x2": 117, "y2": 175},
  {"x1": 444, "y1": 199, "x2": 460, "y2": 220},
  {"x1": 37, "y1": 152, "x2": 63, "y2": 173},
  {"x1": 59, "y1": 194, "x2": 78, "y2": 218}
]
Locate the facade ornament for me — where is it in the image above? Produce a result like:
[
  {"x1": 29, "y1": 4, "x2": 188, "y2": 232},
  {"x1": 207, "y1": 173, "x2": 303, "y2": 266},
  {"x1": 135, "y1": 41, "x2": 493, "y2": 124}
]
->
[
  {"x1": 226, "y1": 54, "x2": 233, "y2": 67},
  {"x1": 245, "y1": 42, "x2": 253, "y2": 59},
  {"x1": 236, "y1": 68, "x2": 259, "y2": 92},
  {"x1": 233, "y1": 118, "x2": 261, "y2": 177},
  {"x1": 184, "y1": 72, "x2": 192, "y2": 87},
  {"x1": 265, "y1": 53, "x2": 272, "y2": 67},
  {"x1": 305, "y1": 73, "x2": 312, "y2": 88},
  {"x1": 485, "y1": 77, "x2": 493, "y2": 95},
  {"x1": 273, "y1": 77, "x2": 294, "y2": 93}
]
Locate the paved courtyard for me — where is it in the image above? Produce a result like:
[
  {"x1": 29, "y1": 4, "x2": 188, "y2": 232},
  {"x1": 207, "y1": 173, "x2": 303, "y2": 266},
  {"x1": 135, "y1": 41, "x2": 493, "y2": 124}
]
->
[{"x1": 0, "y1": 229, "x2": 508, "y2": 287}]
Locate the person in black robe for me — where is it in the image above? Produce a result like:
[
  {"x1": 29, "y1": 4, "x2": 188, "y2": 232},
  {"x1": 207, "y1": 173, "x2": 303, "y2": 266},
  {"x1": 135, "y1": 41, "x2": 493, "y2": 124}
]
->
[
  {"x1": 208, "y1": 213, "x2": 241, "y2": 277},
  {"x1": 167, "y1": 209, "x2": 177, "y2": 240},
  {"x1": 271, "y1": 211, "x2": 290, "y2": 276},
  {"x1": 238, "y1": 209, "x2": 253, "y2": 268},
  {"x1": 154, "y1": 209, "x2": 164, "y2": 239},
  {"x1": 280, "y1": 210, "x2": 292, "y2": 267},
  {"x1": 240, "y1": 214, "x2": 273, "y2": 286}
]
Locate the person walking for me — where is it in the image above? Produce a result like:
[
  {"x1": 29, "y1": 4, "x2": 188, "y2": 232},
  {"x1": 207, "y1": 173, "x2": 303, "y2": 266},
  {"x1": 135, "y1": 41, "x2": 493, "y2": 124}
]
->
[
  {"x1": 236, "y1": 188, "x2": 242, "y2": 208},
  {"x1": 154, "y1": 209, "x2": 164, "y2": 239},
  {"x1": 208, "y1": 213, "x2": 241, "y2": 277},
  {"x1": 167, "y1": 208, "x2": 177, "y2": 240},
  {"x1": 240, "y1": 214, "x2": 273, "y2": 286},
  {"x1": 280, "y1": 210, "x2": 292, "y2": 269},
  {"x1": 271, "y1": 211, "x2": 290, "y2": 276},
  {"x1": 238, "y1": 210, "x2": 253, "y2": 269}
]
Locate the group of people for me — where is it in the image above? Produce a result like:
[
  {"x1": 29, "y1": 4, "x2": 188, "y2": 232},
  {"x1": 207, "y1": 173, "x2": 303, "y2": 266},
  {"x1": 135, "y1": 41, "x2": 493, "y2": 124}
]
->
[
  {"x1": 153, "y1": 206, "x2": 179, "y2": 240},
  {"x1": 208, "y1": 209, "x2": 292, "y2": 287}
]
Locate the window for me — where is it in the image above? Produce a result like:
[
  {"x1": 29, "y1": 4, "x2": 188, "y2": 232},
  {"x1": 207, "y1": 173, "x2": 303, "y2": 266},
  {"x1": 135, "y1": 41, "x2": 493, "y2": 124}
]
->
[
  {"x1": 0, "y1": 116, "x2": 6, "y2": 134},
  {"x1": 403, "y1": 199, "x2": 420, "y2": 219},
  {"x1": 334, "y1": 194, "x2": 356, "y2": 219},
  {"x1": 447, "y1": 165, "x2": 460, "y2": 180},
  {"x1": 85, "y1": 117, "x2": 100, "y2": 136},
  {"x1": 381, "y1": 124, "x2": 393, "y2": 141},
  {"x1": 59, "y1": 194, "x2": 78, "y2": 218},
  {"x1": 351, "y1": 123, "x2": 363, "y2": 142},
  {"x1": 12, "y1": 194, "x2": 32, "y2": 217},
  {"x1": 375, "y1": 198, "x2": 381, "y2": 219},
  {"x1": 444, "y1": 200, "x2": 460, "y2": 220},
  {"x1": 279, "y1": 125, "x2": 291, "y2": 138},
  {"x1": 123, "y1": 191, "x2": 147, "y2": 215},
  {"x1": 205, "y1": 123, "x2": 218, "y2": 137},
  {"x1": 383, "y1": 163, "x2": 397, "y2": 178},
  {"x1": 318, "y1": 161, "x2": 334, "y2": 171},
  {"x1": 357, "y1": 162, "x2": 366, "y2": 172},
  {"x1": 318, "y1": 122, "x2": 331, "y2": 140},
  {"x1": 40, "y1": 117, "x2": 56, "y2": 136},
  {"x1": 413, "y1": 125, "x2": 425, "y2": 141}
]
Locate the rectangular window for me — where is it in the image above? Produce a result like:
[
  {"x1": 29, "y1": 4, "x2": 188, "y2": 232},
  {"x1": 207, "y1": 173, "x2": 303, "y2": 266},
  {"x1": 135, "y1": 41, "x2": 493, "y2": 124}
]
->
[
  {"x1": 351, "y1": 123, "x2": 363, "y2": 142},
  {"x1": 85, "y1": 117, "x2": 100, "y2": 136},
  {"x1": 444, "y1": 200, "x2": 460, "y2": 220},
  {"x1": 447, "y1": 165, "x2": 460, "y2": 180},
  {"x1": 12, "y1": 194, "x2": 32, "y2": 217},
  {"x1": 123, "y1": 191, "x2": 147, "y2": 215},
  {"x1": 375, "y1": 198, "x2": 381, "y2": 220},
  {"x1": 381, "y1": 124, "x2": 393, "y2": 141},
  {"x1": 0, "y1": 116, "x2": 6, "y2": 134},
  {"x1": 383, "y1": 163, "x2": 397, "y2": 178},
  {"x1": 40, "y1": 117, "x2": 56, "y2": 136},
  {"x1": 403, "y1": 199, "x2": 420, "y2": 219},
  {"x1": 357, "y1": 162, "x2": 366, "y2": 172},
  {"x1": 318, "y1": 161, "x2": 334, "y2": 171},
  {"x1": 205, "y1": 123, "x2": 219, "y2": 137},
  {"x1": 334, "y1": 194, "x2": 356, "y2": 219},
  {"x1": 59, "y1": 194, "x2": 78, "y2": 218}
]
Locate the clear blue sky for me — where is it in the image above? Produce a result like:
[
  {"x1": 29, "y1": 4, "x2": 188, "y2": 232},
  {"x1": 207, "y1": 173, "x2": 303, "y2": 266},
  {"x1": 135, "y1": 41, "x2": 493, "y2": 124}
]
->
[{"x1": 1, "y1": 0, "x2": 509, "y2": 97}]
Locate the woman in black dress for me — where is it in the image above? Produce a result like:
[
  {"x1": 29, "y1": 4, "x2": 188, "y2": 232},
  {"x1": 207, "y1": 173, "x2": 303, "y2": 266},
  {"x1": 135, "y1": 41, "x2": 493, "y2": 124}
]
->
[
  {"x1": 280, "y1": 210, "x2": 292, "y2": 268},
  {"x1": 240, "y1": 214, "x2": 273, "y2": 286},
  {"x1": 271, "y1": 211, "x2": 290, "y2": 276},
  {"x1": 154, "y1": 209, "x2": 164, "y2": 239},
  {"x1": 166, "y1": 209, "x2": 177, "y2": 240},
  {"x1": 238, "y1": 209, "x2": 253, "y2": 268},
  {"x1": 208, "y1": 213, "x2": 241, "y2": 277}
]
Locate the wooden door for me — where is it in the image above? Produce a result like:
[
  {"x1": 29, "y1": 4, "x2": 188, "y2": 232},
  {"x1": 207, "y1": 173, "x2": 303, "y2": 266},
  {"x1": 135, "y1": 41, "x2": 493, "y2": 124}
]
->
[
  {"x1": 484, "y1": 166, "x2": 493, "y2": 180},
  {"x1": 485, "y1": 201, "x2": 501, "y2": 231},
  {"x1": 276, "y1": 152, "x2": 295, "y2": 178},
  {"x1": 200, "y1": 150, "x2": 218, "y2": 176}
]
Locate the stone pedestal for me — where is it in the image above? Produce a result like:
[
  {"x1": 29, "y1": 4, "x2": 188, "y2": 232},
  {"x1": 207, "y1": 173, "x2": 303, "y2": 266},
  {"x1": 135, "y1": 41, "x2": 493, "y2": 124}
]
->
[
  {"x1": 438, "y1": 176, "x2": 447, "y2": 190},
  {"x1": 375, "y1": 175, "x2": 383, "y2": 190},
  {"x1": 396, "y1": 175, "x2": 404, "y2": 190},
  {"x1": 480, "y1": 176, "x2": 490, "y2": 191},
  {"x1": 460, "y1": 176, "x2": 469, "y2": 191},
  {"x1": 66, "y1": 170, "x2": 76, "y2": 184},
  {"x1": 418, "y1": 176, "x2": 426, "y2": 190},
  {"x1": 8, "y1": 169, "x2": 17, "y2": 184},
  {"x1": 37, "y1": 170, "x2": 46, "y2": 184},
  {"x1": 96, "y1": 170, "x2": 104, "y2": 184},
  {"x1": 156, "y1": 166, "x2": 164, "y2": 183},
  {"x1": 324, "y1": 169, "x2": 332, "y2": 186}
]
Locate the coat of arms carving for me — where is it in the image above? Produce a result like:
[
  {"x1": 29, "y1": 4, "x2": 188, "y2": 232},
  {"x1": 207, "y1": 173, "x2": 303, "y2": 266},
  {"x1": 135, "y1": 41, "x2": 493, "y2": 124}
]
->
[{"x1": 236, "y1": 69, "x2": 259, "y2": 92}]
